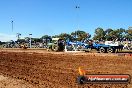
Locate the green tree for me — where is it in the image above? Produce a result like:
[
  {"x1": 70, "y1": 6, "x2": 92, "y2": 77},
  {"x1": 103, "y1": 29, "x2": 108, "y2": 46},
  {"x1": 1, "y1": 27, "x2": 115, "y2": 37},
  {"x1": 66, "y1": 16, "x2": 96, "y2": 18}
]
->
[
  {"x1": 41, "y1": 35, "x2": 52, "y2": 40},
  {"x1": 93, "y1": 27, "x2": 105, "y2": 40},
  {"x1": 71, "y1": 30, "x2": 91, "y2": 41},
  {"x1": 32, "y1": 38, "x2": 41, "y2": 43},
  {"x1": 127, "y1": 27, "x2": 132, "y2": 35},
  {"x1": 104, "y1": 28, "x2": 113, "y2": 40},
  {"x1": 52, "y1": 35, "x2": 59, "y2": 38},
  {"x1": 107, "y1": 28, "x2": 125, "y2": 41},
  {"x1": 57, "y1": 33, "x2": 72, "y2": 41},
  {"x1": 116, "y1": 28, "x2": 125, "y2": 39},
  {"x1": 105, "y1": 28, "x2": 113, "y2": 34},
  {"x1": 125, "y1": 27, "x2": 132, "y2": 40},
  {"x1": 41, "y1": 35, "x2": 52, "y2": 44},
  {"x1": 100, "y1": 28, "x2": 126, "y2": 41},
  {"x1": 109, "y1": 30, "x2": 119, "y2": 40}
]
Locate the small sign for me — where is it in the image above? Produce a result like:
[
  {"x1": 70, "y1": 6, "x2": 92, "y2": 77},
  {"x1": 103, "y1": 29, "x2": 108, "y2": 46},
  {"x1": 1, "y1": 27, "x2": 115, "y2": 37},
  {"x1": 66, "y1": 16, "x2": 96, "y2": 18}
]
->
[{"x1": 77, "y1": 74, "x2": 131, "y2": 84}]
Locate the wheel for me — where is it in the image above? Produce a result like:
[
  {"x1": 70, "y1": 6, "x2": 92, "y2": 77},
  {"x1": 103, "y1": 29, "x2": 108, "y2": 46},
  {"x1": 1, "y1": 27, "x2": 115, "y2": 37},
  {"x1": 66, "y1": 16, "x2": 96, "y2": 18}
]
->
[
  {"x1": 77, "y1": 76, "x2": 86, "y2": 84},
  {"x1": 87, "y1": 48, "x2": 92, "y2": 52},
  {"x1": 53, "y1": 46, "x2": 58, "y2": 51},
  {"x1": 107, "y1": 48, "x2": 114, "y2": 53},
  {"x1": 99, "y1": 47, "x2": 105, "y2": 53}
]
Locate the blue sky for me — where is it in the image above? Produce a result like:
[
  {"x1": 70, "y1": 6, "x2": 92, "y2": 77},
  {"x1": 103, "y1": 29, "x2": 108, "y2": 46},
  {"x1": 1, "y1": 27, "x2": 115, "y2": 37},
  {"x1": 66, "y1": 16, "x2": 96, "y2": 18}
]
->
[{"x1": 0, "y1": 0, "x2": 132, "y2": 41}]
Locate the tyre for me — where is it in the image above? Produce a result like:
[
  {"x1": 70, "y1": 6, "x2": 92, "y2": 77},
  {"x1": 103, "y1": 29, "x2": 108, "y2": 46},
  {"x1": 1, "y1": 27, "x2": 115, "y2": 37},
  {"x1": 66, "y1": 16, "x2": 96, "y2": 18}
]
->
[
  {"x1": 87, "y1": 48, "x2": 92, "y2": 52},
  {"x1": 107, "y1": 48, "x2": 114, "y2": 53},
  {"x1": 77, "y1": 76, "x2": 86, "y2": 84},
  {"x1": 53, "y1": 46, "x2": 58, "y2": 51},
  {"x1": 99, "y1": 47, "x2": 105, "y2": 53}
]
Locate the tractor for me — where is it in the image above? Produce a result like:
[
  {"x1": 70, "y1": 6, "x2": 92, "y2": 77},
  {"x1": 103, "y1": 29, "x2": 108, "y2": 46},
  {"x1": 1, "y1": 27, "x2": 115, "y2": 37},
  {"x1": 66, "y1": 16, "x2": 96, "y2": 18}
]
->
[{"x1": 47, "y1": 38, "x2": 65, "y2": 51}]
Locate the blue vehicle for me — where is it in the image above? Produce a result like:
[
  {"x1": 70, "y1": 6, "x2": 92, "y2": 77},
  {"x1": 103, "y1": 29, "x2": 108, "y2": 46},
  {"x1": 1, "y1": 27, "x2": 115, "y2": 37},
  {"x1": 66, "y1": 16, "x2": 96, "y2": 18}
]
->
[
  {"x1": 85, "y1": 41, "x2": 124, "y2": 53},
  {"x1": 66, "y1": 40, "x2": 123, "y2": 53},
  {"x1": 92, "y1": 42, "x2": 116, "y2": 53},
  {"x1": 66, "y1": 41, "x2": 88, "y2": 51}
]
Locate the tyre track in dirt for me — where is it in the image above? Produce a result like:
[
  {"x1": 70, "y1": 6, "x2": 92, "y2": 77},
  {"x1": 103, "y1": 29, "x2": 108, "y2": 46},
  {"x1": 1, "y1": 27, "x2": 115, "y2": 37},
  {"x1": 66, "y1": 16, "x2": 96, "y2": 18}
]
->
[{"x1": 0, "y1": 51, "x2": 132, "y2": 88}]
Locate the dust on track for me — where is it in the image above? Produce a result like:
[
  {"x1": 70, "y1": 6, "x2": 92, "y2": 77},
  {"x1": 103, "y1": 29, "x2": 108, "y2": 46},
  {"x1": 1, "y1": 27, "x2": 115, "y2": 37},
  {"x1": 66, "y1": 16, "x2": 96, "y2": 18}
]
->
[{"x1": 0, "y1": 49, "x2": 132, "y2": 88}]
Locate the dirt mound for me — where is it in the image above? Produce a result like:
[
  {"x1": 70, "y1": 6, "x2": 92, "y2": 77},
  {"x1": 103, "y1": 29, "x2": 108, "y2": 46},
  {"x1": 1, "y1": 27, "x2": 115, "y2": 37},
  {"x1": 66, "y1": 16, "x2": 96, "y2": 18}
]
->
[{"x1": 0, "y1": 51, "x2": 132, "y2": 88}]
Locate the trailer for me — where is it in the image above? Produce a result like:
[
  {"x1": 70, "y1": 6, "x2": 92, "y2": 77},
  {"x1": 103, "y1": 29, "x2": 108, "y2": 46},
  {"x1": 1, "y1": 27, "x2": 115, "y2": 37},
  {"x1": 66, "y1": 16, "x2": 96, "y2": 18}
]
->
[
  {"x1": 92, "y1": 43, "x2": 116, "y2": 53},
  {"x1": 84, "y1": 41, "x2": 124, "y2": 53}
]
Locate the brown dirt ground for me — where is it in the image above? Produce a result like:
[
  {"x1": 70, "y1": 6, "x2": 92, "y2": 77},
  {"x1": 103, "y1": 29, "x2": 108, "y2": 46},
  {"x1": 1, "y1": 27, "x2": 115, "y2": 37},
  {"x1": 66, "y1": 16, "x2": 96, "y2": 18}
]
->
[{"x1": 0, "y1": 49, "x2": 132, "y2": 88}]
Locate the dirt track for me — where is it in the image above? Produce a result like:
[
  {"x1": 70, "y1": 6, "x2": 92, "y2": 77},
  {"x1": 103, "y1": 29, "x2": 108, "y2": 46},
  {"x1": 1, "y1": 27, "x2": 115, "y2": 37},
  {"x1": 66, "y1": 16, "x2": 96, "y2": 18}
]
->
[{"x1": 0, "y1": 49, "x2": 132, "y2": 88}]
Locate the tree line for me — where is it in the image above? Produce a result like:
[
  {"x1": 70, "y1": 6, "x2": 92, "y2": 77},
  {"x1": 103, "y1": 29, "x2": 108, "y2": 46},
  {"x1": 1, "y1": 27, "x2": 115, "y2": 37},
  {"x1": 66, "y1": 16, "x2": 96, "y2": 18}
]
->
[
  {"x1": 93, "y1": 27, "x2": 132, "y2": 41},
  {"x1": 40, "y1": 27, "x2": 132, "y2": 42},
  {"x1": 15, "y1": 27, "x2": 132, "y2": 43},
  {"x1": 0, "y1": 27, "x2": 131, "y2": 44}
]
